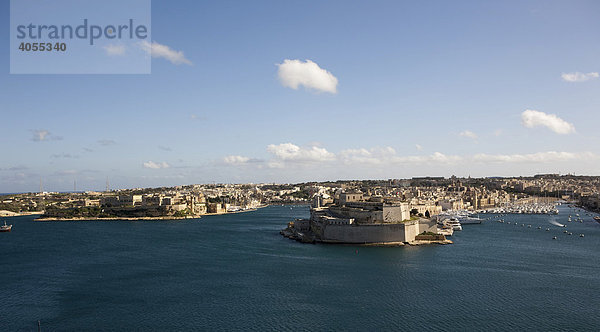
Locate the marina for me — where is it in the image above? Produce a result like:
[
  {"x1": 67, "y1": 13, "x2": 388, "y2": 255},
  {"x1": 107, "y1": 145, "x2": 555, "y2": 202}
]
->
[{"x1": 485, "y1": 202, "x2": 559, "y2": 215}]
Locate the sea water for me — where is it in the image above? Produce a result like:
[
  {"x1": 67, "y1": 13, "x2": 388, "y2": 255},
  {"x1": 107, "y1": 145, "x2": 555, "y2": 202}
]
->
[{"x1": 1, "y1": 205, "x2": 599, "y2": 330}]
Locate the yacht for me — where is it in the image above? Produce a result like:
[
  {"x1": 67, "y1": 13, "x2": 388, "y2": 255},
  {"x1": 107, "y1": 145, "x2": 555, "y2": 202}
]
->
[
  {"x1": 444, "y1": 218, "x2": 462, "y2": 231},
  {"x1": 458, "y1": 215, "x2": 482, "y2": 225}
]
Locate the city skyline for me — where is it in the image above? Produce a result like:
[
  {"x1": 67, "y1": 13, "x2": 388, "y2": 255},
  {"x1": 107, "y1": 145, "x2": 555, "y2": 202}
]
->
[{"x1": 2, "y1": 0, "x2": 600, "y2": 192}]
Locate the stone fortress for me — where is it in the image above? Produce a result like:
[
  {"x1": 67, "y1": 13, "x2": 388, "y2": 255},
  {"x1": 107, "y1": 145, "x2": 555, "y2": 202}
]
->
[{"x1": 281, "y1": 192, "x2": 446, "y2": 245}]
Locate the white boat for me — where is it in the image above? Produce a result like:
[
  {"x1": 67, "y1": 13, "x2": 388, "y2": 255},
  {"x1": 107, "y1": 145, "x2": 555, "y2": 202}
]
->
[
  {"x1": 0, "y1": 221, "x2": 12, "y2": 232},
  {"x1": 444, "y1": 218, "x2": 462, "y2": 231},
  {"x1": 458, "y1": 216, "x2": 482, "y2": 225},
  {"x1": 437, "y1": 228, "x2": 454, "y2": 237}
]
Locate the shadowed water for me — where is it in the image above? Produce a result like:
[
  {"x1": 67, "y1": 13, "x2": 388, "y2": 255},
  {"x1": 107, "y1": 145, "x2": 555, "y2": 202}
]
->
[{"x1": 1, "y1": 205, "x2": 599, "y2": 331}]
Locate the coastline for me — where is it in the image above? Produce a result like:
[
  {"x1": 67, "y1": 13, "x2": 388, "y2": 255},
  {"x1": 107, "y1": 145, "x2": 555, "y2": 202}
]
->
[
  {"x1": 35, "y1": 216, "x2": 190, "y2": 221},
  {"x1": 280, "y1": 227, "x2": 453, "y2": 246},
  {"x1": 34, "y1": 205, "x2": 268, "y2": 221},
  {"x1": 1, "y1": 210, "x2": 43, "y2": 217},
  {"x1": 571, "y1": 203, "x2": 600, "y2": 215}
]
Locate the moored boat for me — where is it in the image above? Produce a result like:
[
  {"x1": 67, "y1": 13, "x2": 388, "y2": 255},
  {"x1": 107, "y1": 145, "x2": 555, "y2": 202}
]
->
[
  {"x1": 0, "y1": 221, "x2": 12, "y2": 232},
  {"x1": 444, "y1": 218, "x2": 462, "y2": 231}
]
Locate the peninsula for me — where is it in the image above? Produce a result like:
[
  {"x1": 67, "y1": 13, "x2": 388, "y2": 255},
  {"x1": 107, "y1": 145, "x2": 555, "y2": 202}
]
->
[{"x1": 281, "y1": 192, "x2": 451, "y2": 245}]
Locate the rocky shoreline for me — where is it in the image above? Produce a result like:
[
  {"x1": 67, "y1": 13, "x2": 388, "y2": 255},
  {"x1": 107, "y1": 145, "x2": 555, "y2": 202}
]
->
[
  {"x1": 280, "y1": 226, "x2": 452, "y2": 246},
  {"x1": 34, "y1": 206, "x2": 264, "y2": 222},
  {"x1": 35, "y1": 216, "x2": 190, "y2": 221},
  {"x1": 0, "y1": 210, "x2": 43, "y2": 217}
]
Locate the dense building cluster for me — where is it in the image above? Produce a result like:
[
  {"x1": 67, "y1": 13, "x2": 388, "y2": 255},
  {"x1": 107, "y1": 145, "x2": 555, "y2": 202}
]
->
[{"x1": 1, "y1": 174, "x2": 599, "y2": 218}]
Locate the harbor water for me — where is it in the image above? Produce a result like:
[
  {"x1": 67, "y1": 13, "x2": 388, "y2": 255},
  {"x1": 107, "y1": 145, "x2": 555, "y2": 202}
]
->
[{"x1": 1, "y1": 205, "x2": 599, "y2": 330}]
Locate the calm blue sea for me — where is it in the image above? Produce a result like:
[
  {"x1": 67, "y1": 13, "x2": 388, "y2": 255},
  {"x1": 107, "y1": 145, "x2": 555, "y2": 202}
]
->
[{"x1": 1, "y1": 205, "x2": 599, "y2": 331}]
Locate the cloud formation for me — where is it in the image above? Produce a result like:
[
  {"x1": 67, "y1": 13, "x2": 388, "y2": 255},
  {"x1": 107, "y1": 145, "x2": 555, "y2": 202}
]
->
[
  {"x1": 267, "y1": 143, "x2": 335, "y2": 162},
  {"x1": 459, "y1": 130, "x2": 478, "y2": 140},
  {"x1": 561, "y1": 72, "x2": 599, "y2": 82},
  {"x1": 140, "y1": 41, "x2": 192, "y2": 65},
  {"x1": 339, "y1": 147, "x2": 398, "y2": 165},
  {"x1": 223, "y1": 155, "x2": 250, "y2": 165},
  {"x1": 223, "y1": 143, "x2": 596, "y2": 171},
  {"x1": 521, "y1": 109, "x2": 575, "y2": 134},
  {"x1": 143, "y1": 161, "x2": 170, "y2": 169},
  {"x1": 277, "y1": 59, "x2": 338, "y2": 93},
  {"x1": 103, "y1": 44, "x2": 126, "y2": 56},
  {"x1": 473, "y1": 151, "x2": 597, "y2": 163},
  {"x1": 31, "y1": 129, "x2": 62, "y2": 142}
]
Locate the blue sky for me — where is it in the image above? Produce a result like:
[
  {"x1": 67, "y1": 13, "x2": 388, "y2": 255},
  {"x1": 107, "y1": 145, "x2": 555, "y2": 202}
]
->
[{"x1": 1, "y1": 0, "x2": 600, "y2": 192}]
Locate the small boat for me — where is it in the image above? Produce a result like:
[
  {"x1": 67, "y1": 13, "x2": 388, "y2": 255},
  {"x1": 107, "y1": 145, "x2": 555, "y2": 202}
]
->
[
  {"x1": 0, "y1": 221, "x2": 12, "y2": 232},
  {"x1": 579, "y1": 234, "x2": 584, "y2": 237},
  {"x1": 594, "y1": 216, "x2": 600, "y2": 223}
]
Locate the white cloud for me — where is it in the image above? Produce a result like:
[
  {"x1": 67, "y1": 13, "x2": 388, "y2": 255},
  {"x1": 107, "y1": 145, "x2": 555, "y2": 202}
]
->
[
  {"x1": 31, "y1": 129, "x2": 62, "y2": 142},
  {"x1": 395, "y1": 152, "x2": 463, "y2": 164},
  {"x1": 223, "y1": 155, "x2": 250, "y2": 165},
  {"x1": 103, "y1": 44, "x2": 125, "y2": 56},
  {"x1": 276, "y1": 59, "x2": 338, "y2": 93},
  {"x1": 267, "y1": 143, "x2": 335, "y2": 162},
  {"x1": 220, "y1": 140, "x2": 597, "y2": 178},
  {"x1": 561, "y1": 72, "x2": 599, "y2": 82},
  {"x1": 33, "y1": 130, "x2": 49, "y2": 141},
  {"x1": 521, "y1": 109, "x2": 575, "y2": 134},
  {"x1": 338, "y1": 147, "x2": 462, "y2": 165},
  {"x1": 140, "y1": 41, "x2": 192, "y2": 65},
  {"x1": 429, "y1": 152, "x2": 462, "y2": 164},
  {"x1": 473, "y1": 151, "x2": 597, "y2": 163},
  {"x1": 459, "y1": 130, "x2": 478, "y2": 140},
  {"x1": 493, "y1": 129, "x2": 503, "y2": 137},
  {"x1": 143, "y1": 161, "x2": 170, "y2": 169},
  {"x1": 339, "y1": 147, "x2": 397, "y2": 165},
  {"x1": 415, "y1": 144, "x2": 423, "y2": 151}
]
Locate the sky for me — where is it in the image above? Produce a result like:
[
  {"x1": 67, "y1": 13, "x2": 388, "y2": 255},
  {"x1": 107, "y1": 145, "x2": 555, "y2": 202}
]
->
[{"x1": 1, "y1": 0, "x2": 600, "y2": 192}]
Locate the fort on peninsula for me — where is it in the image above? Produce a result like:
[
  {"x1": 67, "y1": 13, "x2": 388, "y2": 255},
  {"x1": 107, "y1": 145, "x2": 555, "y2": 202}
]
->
[{"x1": 281, "y1": 192, "x2": 451, "y2": 245}]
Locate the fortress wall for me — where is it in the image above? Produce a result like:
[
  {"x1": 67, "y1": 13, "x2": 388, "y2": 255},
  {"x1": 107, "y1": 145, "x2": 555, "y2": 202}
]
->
[
  {"x1": 382, "y1": 204, "x2": 409, "y2": 223},
  {"x1": 329, "y1": 207, "x2": 382, "y2": 223},
  {"x1": 418, "y1": 219, "x2": 438, "y2": 233},
  {"x1": 404, "y1": 222, "x2": 419, "y2": 242},
  {"x1": 322, "y1": 223, "x2": 409, "y2": 243}
]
